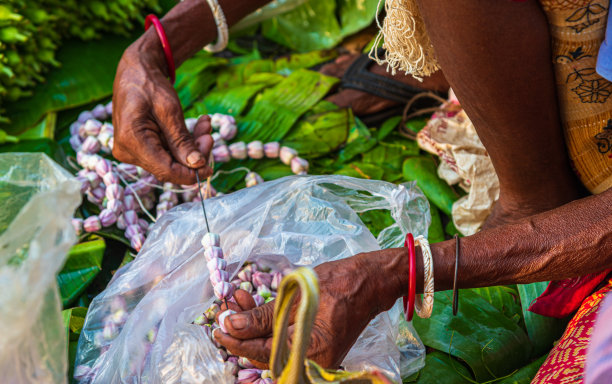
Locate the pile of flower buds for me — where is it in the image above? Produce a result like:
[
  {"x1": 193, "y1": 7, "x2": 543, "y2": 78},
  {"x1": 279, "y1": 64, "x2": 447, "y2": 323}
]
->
[{"x1": 69, "y1": 105, "x2": 308, "y2": 252}]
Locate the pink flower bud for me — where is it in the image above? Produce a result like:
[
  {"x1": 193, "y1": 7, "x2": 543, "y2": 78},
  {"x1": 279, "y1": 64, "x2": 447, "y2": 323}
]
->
[
  {"x1": 185, "y1": 117, "x2": 198, "y2": 133},
  {"x1": 108, "y1": 137, "x2": 114, "y2": 151},
  {"x1": 106, "y1": 199, "x2": 124, "y2": 215},
  {"x1": 156, "y1": 201, "x2": 173, "y2": 219},
  {"x1": 99, "y1": 209, "x2": 117, "y2": 227},
  {"x1": 252, "y1": 272, "x2": 272, "y2": 289},
  {"x1": 84, "y1": 216, "x2": 102, "y2": 232},
  {"x1": 76, "y1": 151, "x2": 90, "y2": 168},
  {"x1": 207, "y1": 257, "x2": 227, "y2": 274},
  {"x1": 97, "y1": 131, "x2": 112, "y2": 148},
  {"x1": 237, "y1": 267, "x2": 252, "y2": 282},
  {"x1": 217, "y1": 309, "x2": 236, "y2": 333},
  {"x1": 257, "y1": 285, "x2": 271, "y2": 300},
  {"x1": 239, "y1": 281, "x2": 253, "y2": 294},
  {"x1": 141, "y1": 195, "x2": 156, "y2": 211},
  {"x1": 81, "y1": 136, "x2": 100, "y2": 154},
  {"x1": 261, "y1": 370, "x2": 272, "y2": 379},
  {"x1": 159, "y1": 191, "x2": 178, "y2": 205},
  {"x1": 78, "y1": 110, "x2": 94, "y2": 124},
  {"x1": 211, "y1": 269, "x2": 230, "y2": 285},
  {"x1": 72, "y1": 218, "x2": 83, "y2": 235},
  {"x1": 130, "y1": 233, "x2": 145, "y2": 252},
  {"x1": 263, "y1": 142, "x2": 280, "y2": 158},
  {"x1": 291, "y1": 157, "x2": 309, "y2": 174},
  {"x1": 86, "y1": 154, "x2": 101, "y2": 171},
  {"x1": 105, "y1": 101, "x2": 113, "y2": 116},
  {"x1": 124, "y1": 210, "x2": 139, "y2": 225},
  {"x1": 214, "y1": 281, "x2": 234, "y2": 300},
  {"x1": 252, "y1": 294, "x2": 265, "y2": 307},
  {"x1": 238, "y1": 357, "x2": 256, "y2": 369},
  {"x1": 204, "y1": 246, "x2": 224, "y2": 261},
  {"x1": 117, "y1": 163, "x2": 138, "y2": 178},
  {"x1": 138, "y1": 219, "x2": 149, "y2": 232},
  {"x1": 227, "y1": 360, "x2": 239, "y2": 376},
  {"x1": 271, "y1": 272, "x2": 283, "y2": 291},
  {"x1": 83, "y1": 119, "x2": 102, "y2": 136},
  {"x1": 205, "y1": 303, "x2": 220, "y2": 320},
  {"x1": 125, "y1": 224, "x2": 142, "y2": 240},
  {"x1": 211, "y1": 132, "x2": 225, "y2": 148},
  {"x1": 100, "y1": 123, "x2": 114, "y2": 136},
  {"x1": 280, "y1": 146, "x2": 297, "y2": 165},
  {"x1": 194, "y1": 314, "x2": 206, "y2": 325},
  {"x1": 106, "y1": 184, "x2": 124, "y2": 201},
  {"x1": 95, "y1": 158, "x2": 112, "y2": 177},
  {"x1": 212, "y1": 145, "x2": 231, "y2": 163},
  {"x1": 162, "y1": 182, "x2": 174, "y2": 192},
  {"x1": 201, "y1": 233, "x2": 220, "y2": 249},
  {"x1": 247, "y1": 141, "x2": 264, "y2": 159},
  {"x1": 219, "y1": 122, "x2": 237, "y2": 141},
  {"x1": 70, "y1": 122, "x2": 81, "y2": 136},
  {"x1": 87, "y1": 187, "x2": 105, "y2": 205},
  {"x1": 92, "y1": 104, "x2": 108, "y2": 121},
  {"x1": 85, "y1": 171, "x2": 101, "y2": 189},
  {"x1": 70, "y1": 135, "x2": 82, "y2": 152},
  {"x1": 229, "y1": 142, "x2": 247, "y2": 160},
  {"x1": 245, "y1": 172, "x2": 263, "y2": 188},
  {"x1": 76, "y1": 176, "x2": 89, "y2": 194},
  {"x1": 121, "y1": 195, "x2": 135, "y2": 211},
  {"x1": 102, "y1": 172, "x2": 119, "y2": 186},
  {"x1": 116, "y1": 214, "x2": 127, "y2": 230}
]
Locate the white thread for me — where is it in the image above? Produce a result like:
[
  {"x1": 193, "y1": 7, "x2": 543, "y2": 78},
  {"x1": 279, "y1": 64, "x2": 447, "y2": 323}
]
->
[
  {"x1": 414, "y1": 235, "x2": 434, "y2": 318},
  {"x1": 114, "y1": 168, "x2": 158, "y2": 223}
]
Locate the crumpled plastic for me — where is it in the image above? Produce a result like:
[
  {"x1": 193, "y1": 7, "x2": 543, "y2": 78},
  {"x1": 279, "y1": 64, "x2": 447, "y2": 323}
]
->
[
  {"x1": 417, "y1": 89, "x2": 500, "y2": 235},
  {"x1": 75, "y1": 175, "x2": 430, "y2": 383},
  {"x1": 0, "y1": 153, "x2": 81, "y2": 384}
]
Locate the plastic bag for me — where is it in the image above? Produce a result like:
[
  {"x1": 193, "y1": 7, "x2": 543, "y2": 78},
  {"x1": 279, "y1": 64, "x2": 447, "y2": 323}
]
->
[
  {"x1": 0, "y1": 153, "x2": 81, "y2": 383},
  {"x1": 75, "y1": 175, "x2": 430, "y2": 383}
]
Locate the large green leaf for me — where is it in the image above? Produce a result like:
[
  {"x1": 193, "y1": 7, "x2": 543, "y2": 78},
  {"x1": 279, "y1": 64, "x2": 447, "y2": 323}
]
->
[
  {"x1": 334, "y1": 162, "x2": 384, "y2": 180},
  {"x1": 517, "y1": 282, "x2": 569, "y2": 357},
  {"x1": 57, "y1": 239, "x2": 105, "y2": 307},
  {"x1": 412, "y1": 290, "x2": 532, "y2": 381},
  {"x1": 412, "y1": 351, "x2": 473, "y2": 383},
  {"x1": 0, "y1": 138, "x2": 68, "y2": 169},
  {"x1": 283, "y1": 108, "x2": 351, "y2": 156},
  {"x1": 427, "y1": 206, "x2": 445, "y2": 244},
  {"x1": 338, "y1": 0, "x2": 380, "y2": 37},
  {"x1": 1, "y1": 34, "x2": 136, "y2": 135},
  {"x1": 63, "y1": 307, "x2": 88, "y2": 382},
  {"x1": 402, "y1": 156, "x2": 459, "y2": 216},
  {"x1": 335, "y1": 116, "x2": 377, "y2": 164},
  {"x1": 497, "y1": 354, "x2": 547, "y2": 384},
  {"x1": 470, "y1": 286, "x2": 523, "y2": 324},
  {"x1": 175, "y1": 52, "x2": 228, "y2": 109}
]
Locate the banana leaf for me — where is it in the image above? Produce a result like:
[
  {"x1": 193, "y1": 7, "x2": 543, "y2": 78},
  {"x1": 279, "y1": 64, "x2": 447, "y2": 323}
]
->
[
  {"x1": 338, "y1": 0, "x2": 380, "y2": 37},
  {"x1": 57, "y1": 239, "x2": 105, "y2": 307},
  {"x1": 63, "y1": 307, "x2": 88, "y2": 382},
  {"x1": 402, "y1": 156, "x2": 459, "y2": 216},
  {"x1": 497, "y1": 354, "x2": 547, "y2": 384},
  {"x1": 175, "y1": 52, "x2": 228, "y2": 109},
  {"x1": 335, "y1": 117, "x2": 377, "y2": 164},
  {"x1": 412, "y1": 290, "x2": 532, "y2": 381},
  {"x1": 334, "y1": 162, "x2": 384, "y2": 180},
  {"x1": 427, "y1": 206, "x2": 445, "y2": 244},
  {"x1": 411, "y1": 351, "x2": 473, "y2": 383},
  {"x1": 470, "y1": 286, "x2": 523, "y2": 324},
  {"x1": 363, "y1": 140, "x2": 419, "y2": 175},
  {"x1": 517, "y1": 282, "x2": 569, "y2": 357},
  {"x1": 283, "y1": 108, "x2": 351, "y2": 156}
]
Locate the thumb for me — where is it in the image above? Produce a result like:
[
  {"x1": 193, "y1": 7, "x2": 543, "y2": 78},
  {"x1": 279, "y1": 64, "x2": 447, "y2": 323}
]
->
[{"x1": 225, "y1": 301, "x2": 275, "y2": 339}]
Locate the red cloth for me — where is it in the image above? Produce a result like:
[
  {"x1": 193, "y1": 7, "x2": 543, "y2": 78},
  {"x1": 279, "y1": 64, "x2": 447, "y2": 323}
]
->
[{"x1": 528, "y1": 269, "x2": 612, "y2": 318}]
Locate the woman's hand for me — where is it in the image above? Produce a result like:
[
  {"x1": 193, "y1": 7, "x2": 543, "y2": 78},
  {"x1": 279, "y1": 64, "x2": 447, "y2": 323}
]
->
[
  {"x1": 214, "y1": 251, "x2": 408, "y2": 369},
  {"x1": 112, "y1": 40, "x2": 213, "y2": 185}
]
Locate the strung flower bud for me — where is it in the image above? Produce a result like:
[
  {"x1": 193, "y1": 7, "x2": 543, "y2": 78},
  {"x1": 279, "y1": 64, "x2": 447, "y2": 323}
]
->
[
  {"x1": 214, "y1": 281, "x2": 234, "y2": 300},
  {"x1": 76, "y1": 176, "x2": 89, "y2": 194},
  {"x1": 86, "y1": 154, "x2": 102, "y2": 171},
  {"x1": 156, "y1": 201, "x2": 172, "y2": 219},
  {"x1": 83, "y1": 119, "x2": 103, "y2": 136},
  {"x1": 229, "y1": 142, "x2": 247, "y2": 160},
  {"x1": 159, "y1": 191, "x2": 178, "y2": 205},
  {"x1": 271, "y1": 272, "x2": 283, "y2": 291},
  {"x1": 245, "y1": 172, "x2": 263, "y2": 188},
  {"x1": 212, "y1": 145, "x2": 231, "y2": 163},
  {"x1": 280, "y1": 146, "x2": 298, "y2": 165},
  {"x1": 239, "y1": 281, "x2": 253, "y2": 294},
  {"x1": 261, "y1": 370, "x2": 272, "y2": 380},
  {"x1": 95, "y1": 158, "x2": 112, "y2": 177},
  {"x1": 81, "y1": 136, "x2": 101, "y2": 154},
  {"x1": 252, "y1": 272, "x2": 272, "y2": 289},
  {"x1": 194, "y1": 315, "x2": 207, "y2": 325},
  {"x1": 291, "y1": 157, "x2": 309, "y2": 174},
  {"x1": 252, "y1": 294, "x2": 265, "y2": 307},
  {"x1": 126, "y1": 224, "x2": 143, "y2": 240},
  {"x1": 201, "y1": 233, "x2": 220, "y2": 249},
  {"x1": 181, "y1": 186, "x2": 197, "y2": 202},
  {"x1": 72, "y1": 218, "x2": 84, "y2": 235},
  {"x1": 211, "y1": 132, "x2": 225, "y2": 148},
  {"x1": 70, "y1": 135, "x2": 83, "y2": 152},
  {"x1": 84, "y1": 216, "x2": 102, "y2": 233},
  {"x1": 130, "y1": 233, "x2": 145, "y2": 252},
  {"x1": 247, "y1": 141, "x2": 264, "y2": 159},
  {"x1": 124, "y1": 210, "x2": 139, "y2": 225},
  {"x1": 111, "y1": 307, "x2": 128, "y2": 325},
  {"x1": 137, "y1": 166, "x2": 151, "y2": 178},
  {"x1": 138, "y1": 219, "x2": 149, "y2": 232},
  {"x1": 210, "y1": 113, "x2": 224, "y2": 129},
  {"x1": 204, "y1": 246, "x2": 224, "y2": 262},
  {"x1": 219, "y1": 122, "x2": 238, "y2": 141},
  {"x1": 230, "y1": 278, "x2": 241, "y2": 289},
  {"x1": 236, "y1": 368, "x2": 262, "y2": 384},
  {"x1": 92, "y1": 104, "x2": 108, "y2": 121},
  {"x1": 205, "y1": 303, "x2": 220, "y2": 320},
  {"x1": 117, "y1": 163, "x2": 138, "y2": 178},
  {"x1": 106, "y1": 184, "x2": 125, "y2": 201},
  {"x1": 211, "y1": 269, "x2": 230, "y2": 285},
  {"x1": 105, "y1": 200, "x2": 124, "y2": 216},
  {"x1": 99, "y1": 209, "x2": 118, "y2": 227},
  {"x1": 217, "y1": 309, "x2": 236, "y2": 333},
  {"x1": 257, "y1": 285, "x2": 272, "y2": 300},
  {"x1": 100, "y1": 123, "x2": 114, "y2": 136},
  {"x1": 70, "y1": 121, "x2": 82, "y2": 136},
  {"x1": 218, "y1": 348, "x2": 228, "y2": 361},
  {"x1": 207, "y1": 257, "x2": 227, "y2": 274},
  {"x1": 263, "y1": 142, "x2": 280, "y2": 158},
  {"x1": 162, "y1": 182, "x2": 174, "y2": 192},
  {"x1": 105, "y1": 101, "x2": 113, "y2": 116},
  {"x1": 78, "y1": 110, "x2": 94, "y2": 124},
  {"x1": 238, "y1": 357, "x2": 256, "y2": 369},
  {"x1": 185, "y1": 117, "x2": 198, "y2": 133},
  {"x1": 237, "y1": 267, "x2": 252, "y2": 282},
  {"x1": 84, "y1": 171, "x2": 101, "y2": 189},
  {"x1": 87, "y1": 187, "x2": 105, "y2": 205},
  {"x1": 108, "y1": 137, "x2": 114, "y2": 151},
  {"x1": 141, "y1": 194, "x2": 156, "y2": 211},
  {"x1": 227, "y1": 359, "x2": 239, "y2": 376},
  {"x1": 103, "y1": 173, "x2": 118, "y2": 187},
  {"x1": 98, "y1": 131, "x2": 112, "y2": 149},
  {"x1": 116, "y1": 214, "x2": 127, "y2": 230},
  {"x1": 76, "y1": 151, "x2": 91, "y2": 168}
]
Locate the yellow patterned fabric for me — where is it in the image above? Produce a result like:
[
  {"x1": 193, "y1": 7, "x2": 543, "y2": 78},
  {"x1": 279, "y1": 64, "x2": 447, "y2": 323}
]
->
[{"x1": 532, "y1": 279, "x2": 612, "y2": 383}]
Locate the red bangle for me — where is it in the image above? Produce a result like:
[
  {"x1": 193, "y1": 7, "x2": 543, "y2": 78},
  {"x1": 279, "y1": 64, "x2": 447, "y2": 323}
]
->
[
  {"x1": 144, "y1": 14, "x2": 176, "y2": 85},
  {"x1": 403, "y1": 233, "x2": 417, "y2": 321}
]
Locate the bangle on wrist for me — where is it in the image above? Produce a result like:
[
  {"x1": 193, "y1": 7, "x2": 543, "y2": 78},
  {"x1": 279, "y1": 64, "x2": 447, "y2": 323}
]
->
[
  {"x1": 144, "y1": 14, "x2": 176, "y2": 85},
  {"x1": 201, "y1": 0, "x2": 229, "y2": 52},
  {"x1": 415, "y1": 235, "x2": 434, "y2": 318},
  {"x1": 403, "y1": 233, "x2": 416, "y2": 321}
]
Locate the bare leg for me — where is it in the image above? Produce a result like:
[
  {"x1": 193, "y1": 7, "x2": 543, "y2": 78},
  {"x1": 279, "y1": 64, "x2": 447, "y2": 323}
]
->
[{"x1": 414, "y1": 0, "x2": 583, "y2": 227}]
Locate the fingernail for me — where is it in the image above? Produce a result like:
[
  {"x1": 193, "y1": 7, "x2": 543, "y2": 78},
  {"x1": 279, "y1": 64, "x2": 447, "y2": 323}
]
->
[
  {"x1": 229, "y1": 314, "x2": 247, "y2": 330},
  {"x1": 187, "y1": 151, "x2": 203, "y2": 166}
]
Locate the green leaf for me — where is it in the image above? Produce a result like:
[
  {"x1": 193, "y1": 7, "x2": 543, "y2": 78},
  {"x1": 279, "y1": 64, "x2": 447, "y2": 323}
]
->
[
  {"x1": 283, "y1": 108, "x2": 351, "y2": 156},
  {"x1": 402, "y1": 156, "x2": 459, "y2": 216},
  {"x1": 175, "y1": 52, "x2": 228, "y2": 109},
  {"x1": 62, "y1": 307, "x2": 88, "y2": 339},
  {"x1": 470, "y1": 286, "x2": 523, "y2": 324},
  {"x1": 414, "y1": 351, "x2": 473, "y2": 383},
  {"x1": 338, "y1": 0, "x2": 380, "y2": 37},
  {"x1": 0, "y1": 138, "x2": 68, "y2": 169},
  {"x1": 363, "y1": 140, "x2": 420, "y2": 176},
  {"x1": 335, "y1": 117, "x2": 377, "y2": 164},
  {"x1": 334, "y1": 162, "x2": 384, "y2": 180},
  {"x1": 517, "y1": 283, "x2": 569, "y2": 357},
  {"x1": 57, "y1": 239, "x2": 105, "y2": 307},
  {"x1": 377, "y1": 116, "x2": 402, "y2": 141},
  {"x1": 497, "y1": 354, "x2": 547, "y2": 384},
  {"x1": 274, "y1": 50, "x2": 338, "y2": 75},
  {"x1": 412, "y1": 290, "x2": 531, "y2": 381},
  {"x1": 427, "y1": 206, "x2": 445, "y2": 244},
  {"x1": 203, "y1": 73, "x2": 283, "y2": 116},
  {"x1": 1, "y1": 35, "x2": 136, "y2": 135}
]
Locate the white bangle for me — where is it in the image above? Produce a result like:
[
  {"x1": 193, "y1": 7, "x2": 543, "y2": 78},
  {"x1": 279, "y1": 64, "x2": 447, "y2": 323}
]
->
[
  {"x1": 203, "y1": 0, "x2": 229, "y2": 53},
  {"x1": 415, "y1": 235, "x2": 434, "y2": 318}
]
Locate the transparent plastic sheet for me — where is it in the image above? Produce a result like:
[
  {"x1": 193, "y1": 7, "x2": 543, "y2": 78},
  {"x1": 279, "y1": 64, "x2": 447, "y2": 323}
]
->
[
  {"x1": 75, "y1": 175, "x2": 430, "y2": 383},
  {"x1": 0, "y1": 153, "x2": 81, "y2": 384},
  {"x1": 231, "y1": 0, "x2": 309, "y2": 32}
]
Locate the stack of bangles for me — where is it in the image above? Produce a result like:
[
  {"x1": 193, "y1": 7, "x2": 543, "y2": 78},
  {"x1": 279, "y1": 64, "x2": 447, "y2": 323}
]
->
[{"x1": 403, "y1": 233, "x2": 461, "y2": 321}]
